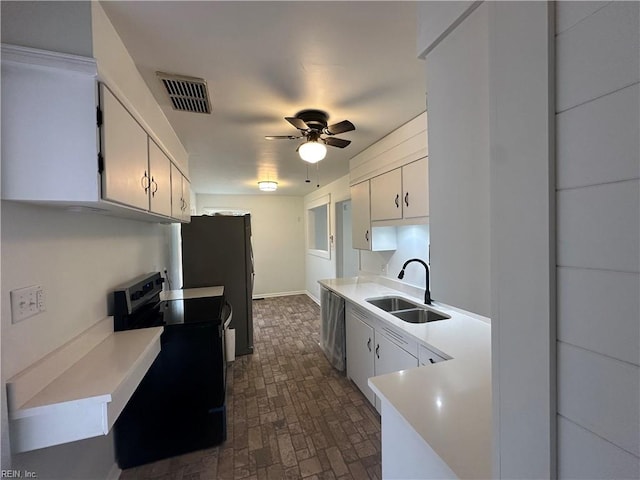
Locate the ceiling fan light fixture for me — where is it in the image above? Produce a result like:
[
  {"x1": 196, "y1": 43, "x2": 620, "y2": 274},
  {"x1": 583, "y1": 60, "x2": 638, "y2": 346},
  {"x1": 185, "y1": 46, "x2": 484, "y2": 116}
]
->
[
  {"x1": 298, "y1": 140, "x2": 327, "y2": 163},
  {"x1": 258, "y1": 180, "x2": 278, "y2": 192}
]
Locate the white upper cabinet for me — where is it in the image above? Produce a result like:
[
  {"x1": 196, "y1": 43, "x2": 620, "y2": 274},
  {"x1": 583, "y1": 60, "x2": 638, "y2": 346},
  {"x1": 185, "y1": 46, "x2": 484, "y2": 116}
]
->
[
  {"x1": 181, "y1": 178, "x2": 192, "y2": 222},
  {"x1": 348, "y1": 113, "x2": 429, "y2": 250},
  {"x1": 370, "y1": 158, "x2": 429, "y2": 222},
  {"x1": 371, "y1": 168, "x2": 403, "y2": 221},
  {"x1": 1, "y1": 44, "x2": 190, "y2": 223},
  {"x1": 401, "y1": 157, "x2": 429, "y2": 219},
  {"x1": 351, "y1": 181, "x2": 372, "y2": 250},
  {"x1": 148, "y1": 139, "x2": 173, "y2": 218},
  {"x1": 171, "y1": 163, "x2": 191, "y2": 222},
  {"x1": 100, "y1": 85, "x2": 149, "y2": 211}
]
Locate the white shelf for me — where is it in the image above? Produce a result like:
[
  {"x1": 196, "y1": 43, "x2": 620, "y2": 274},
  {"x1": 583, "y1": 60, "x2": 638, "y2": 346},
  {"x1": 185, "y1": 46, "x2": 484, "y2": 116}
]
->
[
  {"x1": 160, "y1": 286, "x2": 224, "y2": 301},
  {"x1": 6, "y1": 317, "x2": 163, "y2": 453}
]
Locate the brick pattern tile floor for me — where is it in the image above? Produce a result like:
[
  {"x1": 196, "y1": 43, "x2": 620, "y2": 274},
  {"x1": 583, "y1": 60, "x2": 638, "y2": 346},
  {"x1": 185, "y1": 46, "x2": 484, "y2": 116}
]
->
[{"x1": 120, "y1": 295, "x2": 382, "y2": 480}]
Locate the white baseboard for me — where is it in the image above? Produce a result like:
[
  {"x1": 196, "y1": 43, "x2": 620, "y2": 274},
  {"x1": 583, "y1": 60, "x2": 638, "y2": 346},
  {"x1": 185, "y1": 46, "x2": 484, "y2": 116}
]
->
[
  {"x1": 306, "y1": 291, "x2": 320, "y2": 305},
  {"x1": 252, "y1": 290, "x2": 306, "y2": 299},
  {"x1": 106, "y1": 462, "x2": 121, "y2": 480}
]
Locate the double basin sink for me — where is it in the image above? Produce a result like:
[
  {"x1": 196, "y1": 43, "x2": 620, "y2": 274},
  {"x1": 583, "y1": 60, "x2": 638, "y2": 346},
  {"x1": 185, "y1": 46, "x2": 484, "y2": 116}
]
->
[{"x1": 366, "y1": 296, "x2": 450, "y2": 324}]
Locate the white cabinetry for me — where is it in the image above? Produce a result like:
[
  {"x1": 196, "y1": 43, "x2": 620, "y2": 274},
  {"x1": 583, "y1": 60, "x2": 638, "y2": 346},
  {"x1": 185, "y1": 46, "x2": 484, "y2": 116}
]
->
[
  {"x1": 350, "y1": 181, "x2": 398, "y2": 251},
  {"x1": 1, "y1": 44, "x2": 189, "y2": 223},
  {"x1": 370, "y1": 158, "x2": 429, "y2": 222},
  {"x1": 402, "y1": 157, "x2": 429, "y2": 219},
  {"x1": 100, "y1": 85, "x2": 150, "y2": 211},
  {"x1": 345, "y1": 305, "x2": 376, "y2": 404},
  {"x1": 418, "y1": 343, "x2": 446, "y2": 366},
  {"x1": 351, "y1": 181, "x2": 372, "y2": 250},
  {"x1": 345, "y1": 303, "x2": 419, "y2": 411},
  {"x1": 148, "y1": 139, "x2": 173, "y2": 217},
  {"x1": 171, "y1": 163, "x2": 191, "y2": 222},
  {"x1": 376, "y1": 332, "x2": 419, "y2": 375},
  {"x1": 371, "y1": 168, "x2": 403, "y2": 221}
]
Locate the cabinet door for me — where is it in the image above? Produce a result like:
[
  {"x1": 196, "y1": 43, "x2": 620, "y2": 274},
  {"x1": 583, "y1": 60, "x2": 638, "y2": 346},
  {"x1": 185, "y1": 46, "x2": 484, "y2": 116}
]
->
[
  {"x1": 171, "y1": 163, "x2": 184, "y2": 220},
  {"x1": 148, "y1": 139, "x2": 172, "y2": 217},
  {"x1": 345, "y1": 307, "x2": 375, "y2": 405},
  {"x1": 374, "y1": 331, "x2": 419, "y2": 412},
  {"x1": 181, "y1": 177, "x2": 192, "y2": 222},
  {"x1": 375, "y1": 332, "x2": 419, "y2": 377},
  {"x1": 370, "y1": 168, "x2": 402, "y2": 221},
  {"x1": 100, "y1": 86, "x2": 149, "y2": 211},
  {"x1": 350, "y1": 181, "x2": 371, "y2": 250},
  {"x1": 402, "y1": 157, "x2": 429, "y2": 219},
  {"x1": 418, "y1": 343, "x2": 446, "y2": 366}
]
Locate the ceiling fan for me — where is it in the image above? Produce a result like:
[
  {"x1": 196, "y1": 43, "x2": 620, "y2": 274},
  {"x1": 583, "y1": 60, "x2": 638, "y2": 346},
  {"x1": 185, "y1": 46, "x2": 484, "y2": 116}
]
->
[{"x1": 265, "y1": 109, "x2": 356, "y2": 163}]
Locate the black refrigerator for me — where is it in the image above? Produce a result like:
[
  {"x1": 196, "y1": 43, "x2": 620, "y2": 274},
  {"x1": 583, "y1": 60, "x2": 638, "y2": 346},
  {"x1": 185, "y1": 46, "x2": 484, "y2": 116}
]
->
[{"x1": 181, "y1": 214, "x2": 254, "y2": 356}]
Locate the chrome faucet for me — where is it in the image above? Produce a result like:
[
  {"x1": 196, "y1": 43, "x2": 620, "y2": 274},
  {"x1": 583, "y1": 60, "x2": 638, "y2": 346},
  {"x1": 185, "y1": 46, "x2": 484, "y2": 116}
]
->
[{"x1": 398, "y1": 258, "x2": 431, "y2": 305}]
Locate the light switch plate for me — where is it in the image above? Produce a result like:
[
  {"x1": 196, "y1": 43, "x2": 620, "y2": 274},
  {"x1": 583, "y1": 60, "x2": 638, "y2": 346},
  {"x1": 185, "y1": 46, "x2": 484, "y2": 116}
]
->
[{"x1": 10, "y1": 285, "x2": 45, "y2": 323}]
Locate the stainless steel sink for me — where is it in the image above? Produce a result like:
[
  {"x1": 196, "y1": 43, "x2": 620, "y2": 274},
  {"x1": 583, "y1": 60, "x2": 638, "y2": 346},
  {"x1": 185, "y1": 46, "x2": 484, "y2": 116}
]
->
[
  {"x1": 366, "y1": 295, "x2": 451, "y2": 324},
  {"x1": 366, "y1": 296, "x2": 421, "y2": 312},
  {"x1": 391, "y1": 308, "x2": 450, "y2": 324}
]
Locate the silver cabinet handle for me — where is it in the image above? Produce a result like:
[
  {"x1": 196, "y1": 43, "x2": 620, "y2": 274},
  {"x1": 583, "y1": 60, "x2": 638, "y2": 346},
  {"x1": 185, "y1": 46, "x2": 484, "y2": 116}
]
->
[
  {"x1": 404, "y1": 192, "x2": 409, "y2": 207},
  {"x1": 429, "y1": 358, "x2": 435, "y2": 364},
  {"x1": 395, "y1": 194, "x2": 400, "y2": 208},
  {"x1": 367, "y1": 338, "x2": 372, "y2": 352},
  {"x1": 375, "y1": 344, "x2": 380, "y2": 359},
  {"x1": 151, "y1": 177, "x2": 158, "y2": 196},
  {"x1": 365, "y1": 230, "x2": 369, "y2": 242},
  {"x1": 141, "y1": 171, "x2": 150, "y2": 192}
]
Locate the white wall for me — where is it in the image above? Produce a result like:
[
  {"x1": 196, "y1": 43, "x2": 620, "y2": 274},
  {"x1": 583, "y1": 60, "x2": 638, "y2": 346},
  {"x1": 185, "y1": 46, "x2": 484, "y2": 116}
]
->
[
  {"x1": 424, "y1": 2, "x2": 490, "y2": 318},
  {"x1": 0, "y1": 1, "x2": 93, "y2": 57},
  {"x1": 488, "y1": 3, "x2": 556, "y2": 477},
  {"x1": 196, "y1": 194, "x2": 305, "y2": 297},
  {"x1": 419, "y1": 1, "x2": 640, "y2": 478},
  {"x1": 1, "y1": 2, "x2": 187, "y2": 475},
  {"x1": 304, "y1": 175, "x2": 351, "y2": 302},
  {"x1": 555, "y1": 2, "x2": 640, "y2": 477},
  {"x1": 91, "y1": 2, "x2": 188, "y2": 173},
  {"x1": 1, "y1": 202, "x2": 172, "y2": 477}
]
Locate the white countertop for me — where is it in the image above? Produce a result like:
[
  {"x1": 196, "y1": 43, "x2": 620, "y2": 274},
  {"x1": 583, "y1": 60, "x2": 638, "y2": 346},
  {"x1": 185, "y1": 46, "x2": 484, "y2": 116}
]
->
[
  {"x1": 160, "y1": 286, "x2": 224, "y2": 301},
  {"x1": 319, "y1": 277, "x2": 491, "y2": 479},
  {"x1": 7, "y1": 317, "x2": 163, "y2": 453}
]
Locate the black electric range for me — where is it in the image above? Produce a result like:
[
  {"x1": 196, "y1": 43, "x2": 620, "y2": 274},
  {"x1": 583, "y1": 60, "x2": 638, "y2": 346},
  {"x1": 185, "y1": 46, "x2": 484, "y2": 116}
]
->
[{"x1": 112, "y1": 273, "x2": 229, "y2": 469}]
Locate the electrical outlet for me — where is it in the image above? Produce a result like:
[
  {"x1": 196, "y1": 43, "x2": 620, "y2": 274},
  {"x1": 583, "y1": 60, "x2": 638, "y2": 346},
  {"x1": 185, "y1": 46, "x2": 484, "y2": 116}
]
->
[{"x1": 10, "y1": 285, "x2": 46, "y2": 323}]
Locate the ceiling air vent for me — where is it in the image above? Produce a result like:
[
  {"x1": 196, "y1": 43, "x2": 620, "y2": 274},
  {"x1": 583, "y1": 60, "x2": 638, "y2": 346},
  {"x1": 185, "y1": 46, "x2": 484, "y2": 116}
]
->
[{"x1": 157, "y1": 72, "x2": 211, "y2": 114}]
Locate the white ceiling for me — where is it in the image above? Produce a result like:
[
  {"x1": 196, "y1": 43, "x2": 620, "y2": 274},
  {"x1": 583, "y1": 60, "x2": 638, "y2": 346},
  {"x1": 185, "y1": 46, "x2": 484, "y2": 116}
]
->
[{"x1": 100, "y1": 1, "x2": 426, "y2": 196}]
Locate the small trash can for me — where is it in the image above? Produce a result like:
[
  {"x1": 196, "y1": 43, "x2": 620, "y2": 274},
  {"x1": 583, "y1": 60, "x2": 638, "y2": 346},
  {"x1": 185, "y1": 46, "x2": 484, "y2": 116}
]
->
[{"x1": 225, "y1": 328, "x2": 236, "y2": 363}]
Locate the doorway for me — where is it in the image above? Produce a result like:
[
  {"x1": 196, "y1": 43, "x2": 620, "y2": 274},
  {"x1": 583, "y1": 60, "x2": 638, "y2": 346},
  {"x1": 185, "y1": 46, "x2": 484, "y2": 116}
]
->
[{"x1": 335, "y1": 199, "x2": 359, "y2": 278}]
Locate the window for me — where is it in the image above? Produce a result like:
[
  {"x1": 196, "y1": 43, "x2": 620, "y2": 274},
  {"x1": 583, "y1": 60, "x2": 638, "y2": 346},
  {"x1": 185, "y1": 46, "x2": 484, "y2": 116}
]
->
[{"x1": 307, "y1": 194, "x2": 331, "y2": 259}]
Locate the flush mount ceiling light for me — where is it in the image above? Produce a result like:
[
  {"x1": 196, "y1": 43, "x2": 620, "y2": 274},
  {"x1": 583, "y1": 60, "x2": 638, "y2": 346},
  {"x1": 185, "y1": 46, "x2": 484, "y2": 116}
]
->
[
  {"x1": 298, "y1": 139, "x2": 327, "y2": 164},
  {"x1": 258, "y1": 180, "x2": 278, "y2": 192}
]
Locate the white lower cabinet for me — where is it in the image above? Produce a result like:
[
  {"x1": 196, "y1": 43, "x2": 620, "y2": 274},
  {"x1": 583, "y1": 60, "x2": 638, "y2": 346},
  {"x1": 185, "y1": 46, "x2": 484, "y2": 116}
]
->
[
  {"x1": 345, "y1": 303, "x2": 419, "y2": 411},
  {"x1": 345, "y1": 306, "x2": 376, "y2": 405},
  {"x1": 374, "y1": 332, "x2": 419, "y2": 411},
  {"x1": 418, "y1": 343, "x2": 446, "y2": 366}
]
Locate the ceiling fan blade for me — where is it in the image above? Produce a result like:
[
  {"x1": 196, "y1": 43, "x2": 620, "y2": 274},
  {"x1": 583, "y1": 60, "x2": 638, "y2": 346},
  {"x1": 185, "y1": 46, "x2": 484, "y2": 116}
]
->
[
  {"x1": 325, "y1": 120, "x2": 355, "y2": 135},
  {"x1": 324, "y1": 137, "x2": 351, "y2": 148},
  {"x1": 265, "y1": 135, "x2": 301, "y2": 140},
  {"x1": 285, "y1": 116, "x2": 309, "y2": 131}
]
